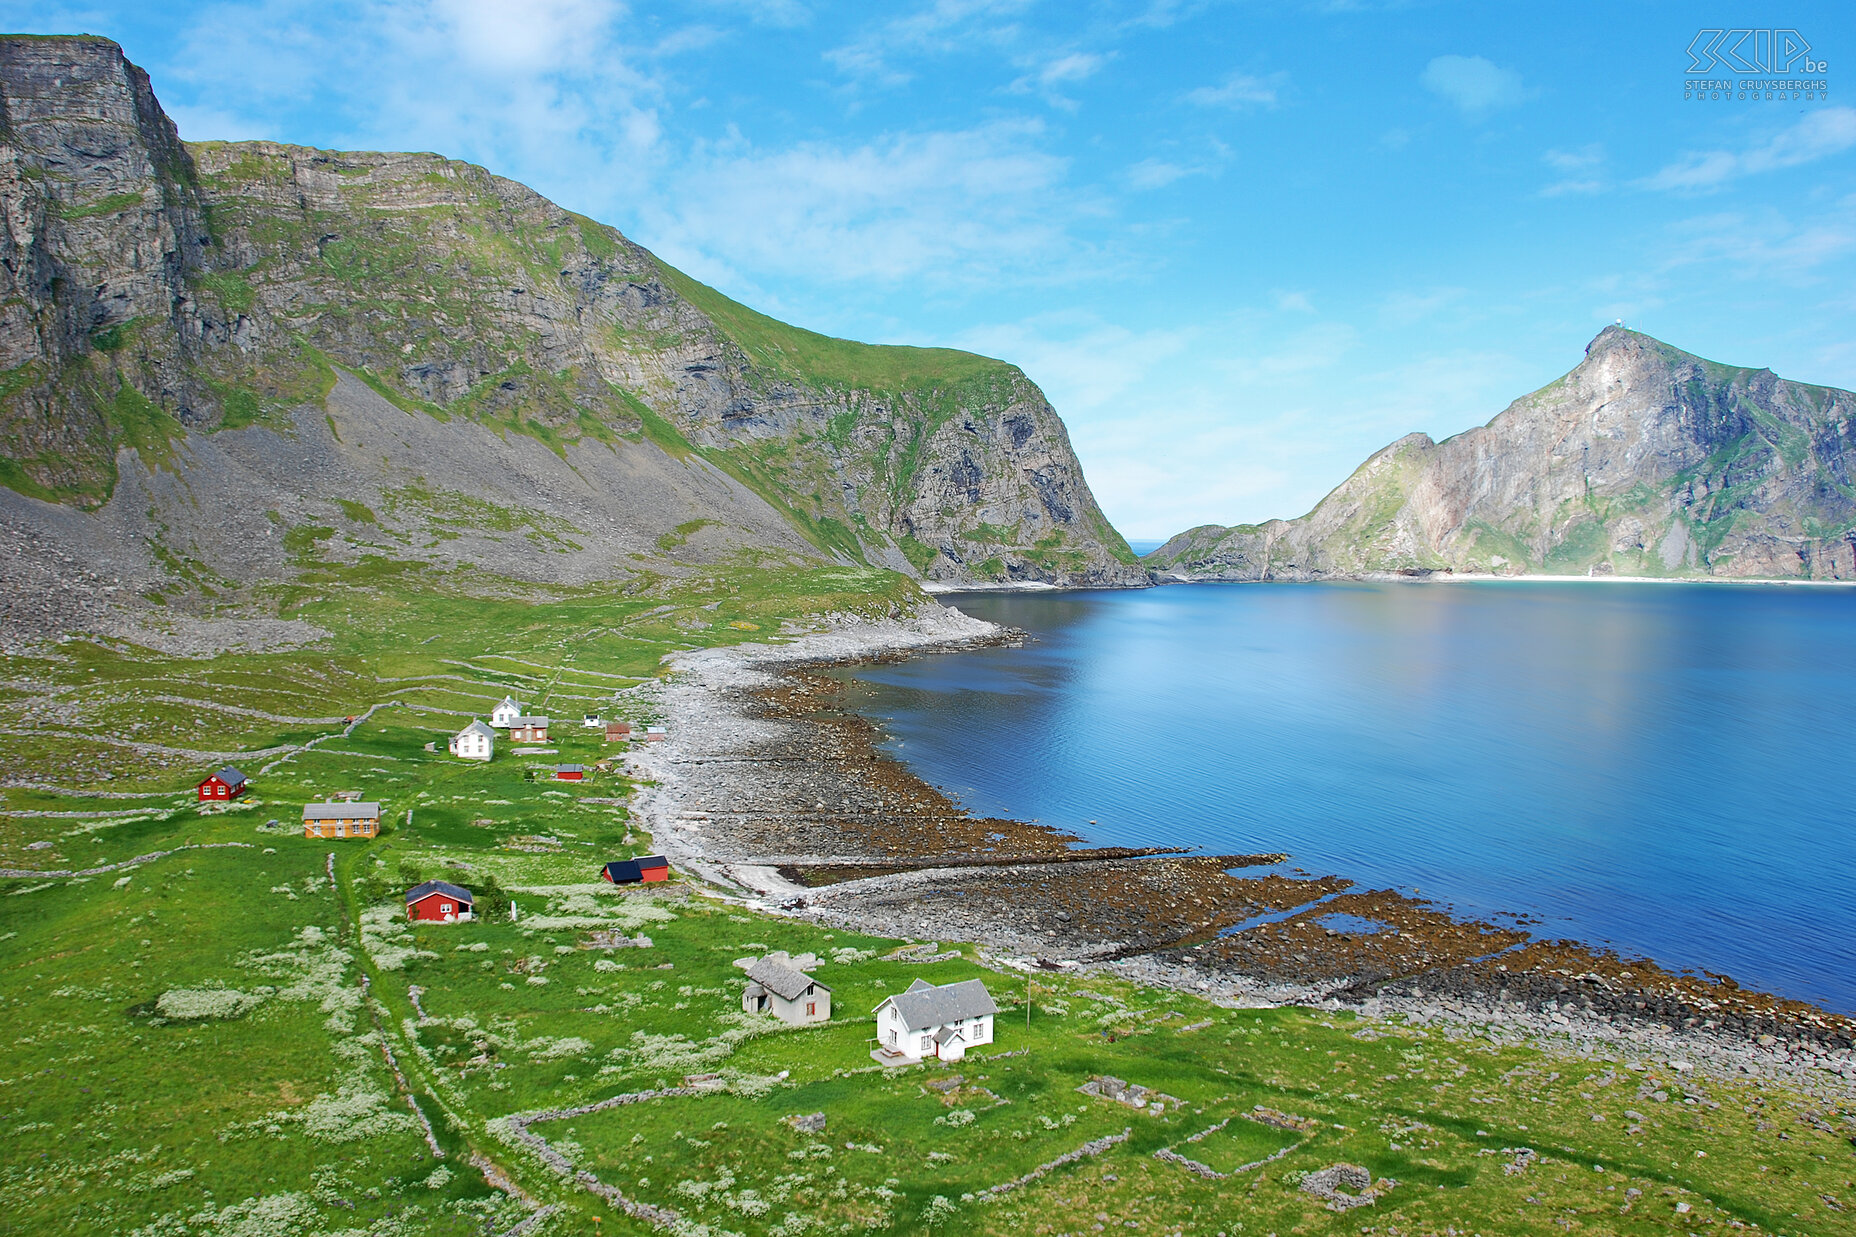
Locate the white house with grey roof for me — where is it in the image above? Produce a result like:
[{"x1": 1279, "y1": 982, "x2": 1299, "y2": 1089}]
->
[
  {"x1": 742, "y1": 955, "x2": 832, "y2": 1025},
  {"x1": 873, "y1": 978, "x2": 998, "y2": 1062},
  {"x1": 490, "y1": 696, "x2": 523, "y2": 728},
  {"x1": 448, "y1": 719, "x2": 495, "y2": 761}
]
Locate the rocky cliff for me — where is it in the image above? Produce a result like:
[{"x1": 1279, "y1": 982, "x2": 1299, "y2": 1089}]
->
[
  {"x1": 1151, "y1": 326, "x2": 1856, "y2": 581},
  {"x1": 0, "y1": 35, "x2": 1142, "y2": 642}
]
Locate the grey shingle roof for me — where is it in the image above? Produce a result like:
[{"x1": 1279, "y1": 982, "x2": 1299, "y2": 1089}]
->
[
  {"x1": 511, "y1": 715, "x2": 550, "y2": 727},
  {"x1": 217, "y1": 766, "x2": 247, "y2": 789},
  {"x1": 303, "y1": 802, "x2": 380, "y2": 820},
  {"x1": 458, "y1": 720, "x2": 495, "y2": 739},
  {"x1": 405, "y1": 879, "x2": 473, "y2": 905},
  {"x1": 746, "y1": 957, "x2": 829, "y2": 1002},
  {"x1": 879, "y1": 978, "x2": 997, "y2": 1031}
]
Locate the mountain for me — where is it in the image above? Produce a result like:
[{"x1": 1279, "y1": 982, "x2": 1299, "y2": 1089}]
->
[
  {"x1": 0, "y1": 35, "x2": 1143, "y2": 642},
  {"x1": 1150, "y1": 326, "x2": 1856, "y2": 582}
]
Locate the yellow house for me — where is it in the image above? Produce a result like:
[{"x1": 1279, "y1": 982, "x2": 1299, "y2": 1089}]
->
[{"x1": 303, "y1": 801, "x2": 381, "y2": 839}]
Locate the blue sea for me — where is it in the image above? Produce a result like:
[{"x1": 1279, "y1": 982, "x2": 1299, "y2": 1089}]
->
[{"x1": 834, "y1": 582, "x2": 1856, "y2": 1012}]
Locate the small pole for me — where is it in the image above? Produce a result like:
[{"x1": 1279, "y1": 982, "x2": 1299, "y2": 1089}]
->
[{"x1": 1026, "y1": 975, "x2": 1033, "y2": 1029}]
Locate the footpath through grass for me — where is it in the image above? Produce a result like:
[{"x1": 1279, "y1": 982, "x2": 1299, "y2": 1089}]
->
[{"x1": 2, "y1": 563, "x2": 1854, "y2": 1235}]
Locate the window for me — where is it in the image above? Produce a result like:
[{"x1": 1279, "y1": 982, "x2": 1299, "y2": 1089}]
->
[{"x1": 806, "y1": 1002, "x2": 816, "y2": 1016}]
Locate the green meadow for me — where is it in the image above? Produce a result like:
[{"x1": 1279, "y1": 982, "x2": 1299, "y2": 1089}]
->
[{"x1": 3, "y1": 563, "x2": 1853, "y2": 1235}]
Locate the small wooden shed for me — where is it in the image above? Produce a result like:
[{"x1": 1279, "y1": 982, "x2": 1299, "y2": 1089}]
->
[
  {"x1": 604, "y1": 721, "x2": 633, "y2": 742},
  {"x1": 553, "y1": 764, "x2": 585, "y2": 781}
]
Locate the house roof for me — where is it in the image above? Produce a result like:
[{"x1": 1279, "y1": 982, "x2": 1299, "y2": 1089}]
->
[
  {"x1": 406, "y1": 879, "x2": 473, "y2": 904},
  {"x1": 457, "y1": 720, "x2": 495, "y2": 739},
  {"x1": 215, "y1": 765, "x2": 247, "y2": 789},
  {"x1": 876, "y1": 978, "x2": 998, "y2": 1032},
  {"x1": 496, "y1": 695, "x2": 520, "y2": 709},
  {"x1": 303, "y1": 801, "x2": 381, "y2": 820},
  {"x1": 555, "y1": 763, "x2": 585, "y2": 773},
  {"x1": 636, "y1": 854, "x2": 668, "y2": 869},
  {"x1": 511, "y1": 715, "x2": 550, "y2": 727},
  {"x1": 746, "y1": 956, "x2": 829, "y2": 1001},
  {"x1": 602, "y1": 860, "x2": 642, "y2": 881}
]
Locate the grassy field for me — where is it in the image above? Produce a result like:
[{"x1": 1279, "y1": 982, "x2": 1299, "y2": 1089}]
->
[{"x1": 4, "y1": 563, "x2": 1854, "y2": 1235}]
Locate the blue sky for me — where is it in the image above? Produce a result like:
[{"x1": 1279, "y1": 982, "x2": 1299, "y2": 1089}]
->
[{"x1": 9, "y1": 1, "x2": 1854, "y2": 538}]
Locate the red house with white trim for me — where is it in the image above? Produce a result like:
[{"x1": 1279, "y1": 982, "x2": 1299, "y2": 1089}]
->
[
  {"x1": 197, "y1": 766, "x2": 248, "y2": 801},
  {"x1": 405, "y1": 880, "x2": 474, "y2": 923}
]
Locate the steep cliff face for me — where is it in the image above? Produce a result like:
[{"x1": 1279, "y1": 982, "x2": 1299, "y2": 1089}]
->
[
  {"x1": 0, "y1": 35, "x2": 215, "y2": 502},
  {"x1": 1151, "y1": 327, "x2": 1856, "y2": 581},
  {"x1": 0, "y1": 35, "x2": 1142, "y2": 625}
]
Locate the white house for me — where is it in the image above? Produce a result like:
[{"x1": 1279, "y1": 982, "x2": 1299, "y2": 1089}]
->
[
  {"x1": 741, "y1": 955, "x2": 832, "y2": 1025},
  {"x1": 581, "y1": 713, "x2": 603, "y2": 728},
  {"x1": 873, "y1": 978, "x2": 998, "y2": 1062},
  {"x1": 448, "y1": 719, "x2": 495, "y2": 762},
  {"x1": 490, "y1": 696, "x2": 523, "y2": 728}
]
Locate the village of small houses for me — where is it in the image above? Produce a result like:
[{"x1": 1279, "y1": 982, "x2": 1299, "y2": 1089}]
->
[{"x1": 4, "y1": 574, "x2": 1851, "y2": 1237}]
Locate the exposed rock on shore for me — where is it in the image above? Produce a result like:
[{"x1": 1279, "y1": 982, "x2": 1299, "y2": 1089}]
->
[{"x1": 627, "y1": 606, "x2": 1856, "y2": 1097}]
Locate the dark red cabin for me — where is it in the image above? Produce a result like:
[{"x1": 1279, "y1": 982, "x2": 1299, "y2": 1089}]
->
[
  {"x1": 638, "y1": 854, "x2": 669, "y2": 882},
  {"x1": 197, "y1": 766, "x2": 248, "y2": 801},
  {"x1": 554, "y1": 764, "x2": 585, "y2": 781},
  {"x1": 405, "y1": 880, "x2": 474, "y2": 922}
]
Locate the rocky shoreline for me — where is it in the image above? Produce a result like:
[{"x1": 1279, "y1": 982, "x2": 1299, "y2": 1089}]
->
[{"x1": 625, "y1": 601, "x2": 1856, "y2": 1099}]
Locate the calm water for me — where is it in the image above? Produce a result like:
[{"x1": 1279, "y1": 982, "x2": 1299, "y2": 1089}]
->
[{"x1": 834, "y1": 583, "x2": 1856, "y2": 1012}]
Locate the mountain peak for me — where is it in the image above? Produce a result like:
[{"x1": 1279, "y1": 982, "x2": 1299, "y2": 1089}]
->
[
  {"x1": 1152, "y1": 329, "x2": 1856, "y2": 583},
  {"x1": 1584, "y1": 322, "x2": 1650, "y2": 358}
]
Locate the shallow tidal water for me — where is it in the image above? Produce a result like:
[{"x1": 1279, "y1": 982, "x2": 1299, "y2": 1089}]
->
[{"x1": 833, "y1": 582, "x2": 1856, "y2": 1012}]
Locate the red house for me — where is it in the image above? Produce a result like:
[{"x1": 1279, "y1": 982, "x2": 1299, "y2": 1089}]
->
[
  {"x1": 508, "y1": 716, "x2": 550, "y2": 743},
  {"x1": 554, "y1": 764, "x2": 585, "y2": 781},
  {"x1": 406, "y1": 880, "x2": 474, "y2": 923},
  {"x1": 600, "y1": 855, "x2": 670, "y2": 884},
  {"x1": 197, "y1": 766, "x2": 248, "y2": 801}
]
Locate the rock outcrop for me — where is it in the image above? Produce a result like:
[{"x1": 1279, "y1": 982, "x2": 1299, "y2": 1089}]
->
[
  {"x1": 0, "y1": 35, "x2": 1143, "y2": 642},
  {"x1": 1150, "y1": 327, "x2": 1856, "y2": 581}
]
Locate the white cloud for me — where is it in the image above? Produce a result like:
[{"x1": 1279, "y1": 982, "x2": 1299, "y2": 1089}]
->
[
  {"x1": 1378, "y1": 287, "x2": 1466, "y2": 326},
  {"x1": 158, "y1": 0, "x2": 678, "y2": 228},
  {"x1": 1639, "y1": 107, "x2": 1856, "y2": 191},
  {"x1": 642, "y1": 120, "x2": 1091, "y2": 291},
  {"x1": 1127, "y1": 157, "x2": 1194, "y2": 189},
  {"x1": 1420, "y1": 54, "x2": 1526, "y2": 117},
  {"x1": 1540, "y1": 143, "x2": 1607, "y2": 196},
  {"x1": 1185, "y1": 70, "x2": 1280, "y2": 109},
  {"x1": 1660, "y1": 208, "x2": 1856, "y2": 276},
  {"x1": 1543, "y1": 143, "x2": 1603, "y2": 172},
  {"x1": 1006, "y1": 49, "x2": 1112, "y2": 110},
  {"x1": 825, "y1": 0, "x2": 1035, "y2": 88},
  {"x1": 695, "y1": 0, "x2": 811, "y2": 27}
]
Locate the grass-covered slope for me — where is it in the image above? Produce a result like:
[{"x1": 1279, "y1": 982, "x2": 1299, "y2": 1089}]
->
[
  {"x1": 0, "y1": 35, "x2": 1141, "y2": 597},
  {"x1": 1150, "y1": 328, "x2": 1856, "y2": 581},
  {"x1": 3, "y1": 566, "x2": 1851, "y2": 1235}
]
